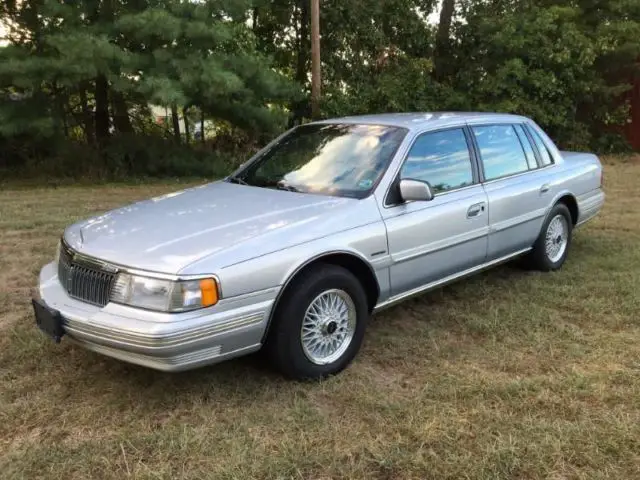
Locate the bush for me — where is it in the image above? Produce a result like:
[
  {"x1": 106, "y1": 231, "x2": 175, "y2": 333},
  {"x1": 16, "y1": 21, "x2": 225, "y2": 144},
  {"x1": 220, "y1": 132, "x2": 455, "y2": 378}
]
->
[{"x1": 0, "y1": 133, "x2": 258, "y2": 182}]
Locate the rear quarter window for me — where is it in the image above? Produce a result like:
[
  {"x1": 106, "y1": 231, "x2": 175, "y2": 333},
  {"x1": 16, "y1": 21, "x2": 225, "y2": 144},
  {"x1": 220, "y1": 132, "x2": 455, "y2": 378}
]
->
[{"x1": 527, "y1": 126, "x2": 554, "y2": 166}]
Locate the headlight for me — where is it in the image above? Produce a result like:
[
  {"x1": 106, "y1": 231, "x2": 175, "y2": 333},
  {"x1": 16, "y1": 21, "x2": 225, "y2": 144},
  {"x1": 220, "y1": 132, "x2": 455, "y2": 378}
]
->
[{"x1": 111, "y1": 273, "x2": 219, "y2": 312}]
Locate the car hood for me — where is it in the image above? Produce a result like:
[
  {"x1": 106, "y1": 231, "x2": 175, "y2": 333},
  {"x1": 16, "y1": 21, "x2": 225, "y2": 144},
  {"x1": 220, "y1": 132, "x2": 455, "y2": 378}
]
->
[{"x1": 63, "y1": 182, "x2": 377, "y2": 274}]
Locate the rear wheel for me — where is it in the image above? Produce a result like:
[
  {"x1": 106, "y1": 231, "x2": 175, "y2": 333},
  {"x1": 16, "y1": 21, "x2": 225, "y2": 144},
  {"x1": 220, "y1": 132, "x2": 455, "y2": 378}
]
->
[
  {"x1": 527, "y1": 203, "x2": 573, "y2": 271},
  {"x1": 264, "y1": 264, "x2": 369, "y2": 380}
]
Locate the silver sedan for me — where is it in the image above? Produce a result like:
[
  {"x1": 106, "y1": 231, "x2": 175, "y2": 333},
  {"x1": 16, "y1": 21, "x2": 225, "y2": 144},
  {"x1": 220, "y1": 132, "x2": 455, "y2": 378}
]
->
[{"x1": 33, "y1": 112, "x2": 605, "y2": 379}]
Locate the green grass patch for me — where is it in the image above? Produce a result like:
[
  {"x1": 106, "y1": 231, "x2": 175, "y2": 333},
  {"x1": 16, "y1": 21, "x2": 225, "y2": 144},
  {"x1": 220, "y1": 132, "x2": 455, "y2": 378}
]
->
[{"x1": 1, "y1": 160, "x2": 639, "y2": 479}]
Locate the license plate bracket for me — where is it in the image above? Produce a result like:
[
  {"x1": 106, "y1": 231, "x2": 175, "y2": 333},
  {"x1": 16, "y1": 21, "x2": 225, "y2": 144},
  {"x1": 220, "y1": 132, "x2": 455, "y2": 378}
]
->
[{"x1": 32, "y1": 298, "x2": 65, "y2": 343}]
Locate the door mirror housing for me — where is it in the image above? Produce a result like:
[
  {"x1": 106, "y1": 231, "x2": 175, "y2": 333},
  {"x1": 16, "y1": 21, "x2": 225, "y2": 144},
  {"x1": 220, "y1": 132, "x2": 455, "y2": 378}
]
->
[{"x1": 399, "y1": 179, "x2": 434, "y2": 202}]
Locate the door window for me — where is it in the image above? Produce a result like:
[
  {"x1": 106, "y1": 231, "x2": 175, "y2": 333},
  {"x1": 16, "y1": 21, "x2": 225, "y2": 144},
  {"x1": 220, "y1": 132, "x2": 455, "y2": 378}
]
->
[
  {"x1": 400, "y1": 128, "x2": 474, "y2": 194},
  {"x1": 472, "y1": 125, "x2": 532, "y2": 181}
]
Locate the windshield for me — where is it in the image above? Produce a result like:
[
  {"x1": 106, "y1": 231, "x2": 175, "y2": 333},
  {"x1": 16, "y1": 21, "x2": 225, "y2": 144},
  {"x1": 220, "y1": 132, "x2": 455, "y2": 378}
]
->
[{"x1": 229, "y1": 123, "x2": 407, "y2": 198}]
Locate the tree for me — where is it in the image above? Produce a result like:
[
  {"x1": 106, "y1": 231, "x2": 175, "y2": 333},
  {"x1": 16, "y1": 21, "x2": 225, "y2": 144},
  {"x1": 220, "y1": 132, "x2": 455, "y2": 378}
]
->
[
  {"x1": 0, "y1": 0, "x2": 294, "y2": 142},
  {"x1": 453, "y1": 0, "x2": 640, "y2": 149},
  {"x1": 434, "y1": 0, "x2": 455, "y2": 81}
]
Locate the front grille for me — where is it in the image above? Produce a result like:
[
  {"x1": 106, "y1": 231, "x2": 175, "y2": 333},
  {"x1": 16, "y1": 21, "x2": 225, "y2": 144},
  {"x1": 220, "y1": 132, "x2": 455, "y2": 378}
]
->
[{"x1": 58, "y1": 243, "x2": 117, "y2": 307}]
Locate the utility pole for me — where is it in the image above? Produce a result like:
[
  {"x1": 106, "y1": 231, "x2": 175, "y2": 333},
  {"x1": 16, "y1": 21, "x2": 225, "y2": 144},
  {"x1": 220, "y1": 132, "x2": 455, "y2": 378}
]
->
[{"x1": 310, "y1": 0, "x2": 321, "y2": 119}]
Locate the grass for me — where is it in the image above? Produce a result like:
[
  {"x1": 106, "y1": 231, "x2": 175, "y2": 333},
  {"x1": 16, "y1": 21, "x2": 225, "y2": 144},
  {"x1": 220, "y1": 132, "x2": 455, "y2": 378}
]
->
[{"x1": 1, "y1": 157, "x2": 639, "y2": 479}]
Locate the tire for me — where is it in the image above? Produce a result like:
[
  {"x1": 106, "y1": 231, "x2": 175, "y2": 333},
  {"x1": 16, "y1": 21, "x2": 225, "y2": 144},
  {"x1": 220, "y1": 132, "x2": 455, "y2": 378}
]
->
[
  {"x1": 527, "y1": 202, "x2": 573, "y2": 271},
  {"x1": 264, "y1": 264, "x2": 369, "y2": 380}
]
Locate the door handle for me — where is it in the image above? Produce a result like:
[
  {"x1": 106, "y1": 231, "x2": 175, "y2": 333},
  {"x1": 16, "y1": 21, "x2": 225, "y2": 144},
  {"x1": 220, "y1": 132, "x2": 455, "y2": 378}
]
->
[
  {"x1": 467, "y1": 203, "x2": 485, "y2": 218},
  {"x1": 540, "y1": 184, "x2": 551, "y2": 194}
]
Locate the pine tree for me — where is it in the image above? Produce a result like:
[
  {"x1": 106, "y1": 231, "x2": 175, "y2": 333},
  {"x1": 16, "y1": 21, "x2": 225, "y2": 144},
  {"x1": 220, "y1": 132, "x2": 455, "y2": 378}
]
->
[{"x1": 0, "y1": 0, "x2": 293, "y2": 141}]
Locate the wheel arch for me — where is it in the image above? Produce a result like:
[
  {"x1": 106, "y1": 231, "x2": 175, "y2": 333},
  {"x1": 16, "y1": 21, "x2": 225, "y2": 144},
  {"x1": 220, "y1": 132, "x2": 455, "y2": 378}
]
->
[
  {"x1": 261, "y1": 250, "x2": 380, "y2": 343},
  {"x1": 555, "y1": 193, "x2": 579, "y2": 225}
]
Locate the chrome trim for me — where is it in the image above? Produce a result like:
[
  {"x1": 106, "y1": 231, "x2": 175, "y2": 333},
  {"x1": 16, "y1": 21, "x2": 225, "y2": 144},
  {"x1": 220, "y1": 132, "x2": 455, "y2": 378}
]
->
[
  {"x1": 66, "y1": 337, "x2": 262, "y2": 372},
  {"x1": 391, "y1": 226, "x2": 490, "y2": 264},
  {"x1": 374, "y1": 248, "x2": 531, "y2": 312},
  {"x1": 480, "y1": 163, "x2": 556, "y2": 186},
  {"x1": 489, "y1": 207, "x2": 546, "y2": 233},
  {"x1": 64, "y1": 311, "x2": 265, "y2": 349},
  {"x1": 58, "y1": 241, "x2": 117, "y2": 307},
  {"x1": 61, "y1": 240, "x2": 118, "y2": 273}
]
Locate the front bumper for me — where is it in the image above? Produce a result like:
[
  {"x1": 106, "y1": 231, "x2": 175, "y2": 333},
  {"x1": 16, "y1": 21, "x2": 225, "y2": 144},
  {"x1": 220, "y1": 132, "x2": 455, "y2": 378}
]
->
[{"x1": 37, "y1": 262, "x2": 277, "y2": 371}]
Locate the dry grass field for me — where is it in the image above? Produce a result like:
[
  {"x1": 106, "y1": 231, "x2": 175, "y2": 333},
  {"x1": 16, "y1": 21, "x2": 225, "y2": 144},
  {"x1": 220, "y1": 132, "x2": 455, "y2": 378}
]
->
[{"x1": 1, "y1": 157, "x2": 639, "y2": 479}]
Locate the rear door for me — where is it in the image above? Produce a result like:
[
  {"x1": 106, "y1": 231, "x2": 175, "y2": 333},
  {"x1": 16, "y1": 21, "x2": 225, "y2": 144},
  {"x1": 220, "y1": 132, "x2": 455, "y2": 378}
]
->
[
  {"x1": 469, "y1": 123, "x2": 555, "y2": 260},
  {"x1": 380, "y1": 127, "x2": 489, "y2": 296}
]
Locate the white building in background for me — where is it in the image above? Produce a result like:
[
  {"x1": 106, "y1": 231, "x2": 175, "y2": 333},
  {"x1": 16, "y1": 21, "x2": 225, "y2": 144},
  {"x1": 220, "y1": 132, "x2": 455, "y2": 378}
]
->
[{"x1": 149, "y1": 105, "x2": 215, "y2": 139}]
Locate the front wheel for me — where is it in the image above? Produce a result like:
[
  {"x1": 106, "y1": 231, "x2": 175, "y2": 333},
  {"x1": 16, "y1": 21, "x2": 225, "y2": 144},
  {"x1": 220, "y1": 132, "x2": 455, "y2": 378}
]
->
[
  {"x1": 264, "y1": 264, "x2": 369, "y2": 380},
  {"x1": 527, "y1": 203, "x2": 573, "y2": 271}
]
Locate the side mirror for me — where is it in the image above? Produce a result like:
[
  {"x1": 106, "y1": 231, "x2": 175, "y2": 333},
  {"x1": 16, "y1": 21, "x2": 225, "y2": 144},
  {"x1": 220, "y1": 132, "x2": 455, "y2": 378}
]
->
[{"x1": 399, "y1": 179, "x2": 434, "y2": 202}]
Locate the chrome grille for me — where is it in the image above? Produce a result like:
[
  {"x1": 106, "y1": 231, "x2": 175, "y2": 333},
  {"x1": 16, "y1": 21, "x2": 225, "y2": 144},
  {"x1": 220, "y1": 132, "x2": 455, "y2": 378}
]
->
[{"x1": 57, "y1": 243, "x2": 117, "y2": 307}]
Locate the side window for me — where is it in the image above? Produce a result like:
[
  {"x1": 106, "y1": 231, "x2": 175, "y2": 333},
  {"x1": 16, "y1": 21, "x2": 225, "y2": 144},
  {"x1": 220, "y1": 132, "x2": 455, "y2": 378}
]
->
[
  {"x1": 528, "y1": 126, "x2": 554, "y2": 166},
  {"x1": 472, "y1": 125, "x2": 530, "y2": 180},
  {"x1": 400, "y1": 128, "x2": 474, "y2": 194},
  {"x1": 514, "y1": 125, "x2": 538, "y2": 169}
]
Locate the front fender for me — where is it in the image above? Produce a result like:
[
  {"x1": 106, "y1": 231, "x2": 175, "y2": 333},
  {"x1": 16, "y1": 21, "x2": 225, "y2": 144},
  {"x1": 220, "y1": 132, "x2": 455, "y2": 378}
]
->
[{"x1": 214, "y1": 220, "x2": 389, "y2": 300}]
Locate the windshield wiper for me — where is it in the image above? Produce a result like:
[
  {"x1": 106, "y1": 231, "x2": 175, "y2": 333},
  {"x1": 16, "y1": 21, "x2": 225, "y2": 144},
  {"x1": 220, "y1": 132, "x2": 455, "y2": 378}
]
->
[
  {"x1": 227, "y1": 175, "x2": 249, "y2": 186},
  {"x1": 276, "y1": 180, "x2": 300, "y2": 193}
]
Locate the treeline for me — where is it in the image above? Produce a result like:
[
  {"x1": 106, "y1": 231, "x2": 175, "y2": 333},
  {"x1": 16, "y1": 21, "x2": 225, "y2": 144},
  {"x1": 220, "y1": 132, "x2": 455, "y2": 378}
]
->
[{"x1": 1, "y1": 0, "x2": 639, "y2": 179}]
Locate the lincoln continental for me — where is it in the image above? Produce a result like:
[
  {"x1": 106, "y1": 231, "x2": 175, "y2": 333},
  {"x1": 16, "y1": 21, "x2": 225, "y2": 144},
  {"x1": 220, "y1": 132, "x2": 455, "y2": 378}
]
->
[{"x1": 33, "y1": 113, "x2": 605, "y2": 379}]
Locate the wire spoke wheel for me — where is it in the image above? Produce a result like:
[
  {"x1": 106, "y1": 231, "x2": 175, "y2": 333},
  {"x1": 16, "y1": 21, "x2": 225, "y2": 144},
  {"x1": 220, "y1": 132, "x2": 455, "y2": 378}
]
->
[
  {"x1": 300, "y1": 289, "x2": 357, "y2": 365},
  {"x1": 545, "y1": 214, "x2": 569, "y2": 263}
]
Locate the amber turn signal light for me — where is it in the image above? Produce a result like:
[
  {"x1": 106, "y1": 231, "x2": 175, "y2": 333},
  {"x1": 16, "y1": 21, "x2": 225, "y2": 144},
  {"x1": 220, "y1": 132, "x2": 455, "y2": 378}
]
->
[{"x1": 200, "y1": 278, "x2": 219, "y2": 307}]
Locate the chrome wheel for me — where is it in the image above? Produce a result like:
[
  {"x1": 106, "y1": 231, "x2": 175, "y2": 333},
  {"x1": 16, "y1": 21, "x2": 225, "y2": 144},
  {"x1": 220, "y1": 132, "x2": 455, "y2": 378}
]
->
[
  {"x1": 545, "y1": 214, "x2": 569, "y2": 263},
  {"x1": 301, "y1": 289, "x2": 357, "y2": 365}
]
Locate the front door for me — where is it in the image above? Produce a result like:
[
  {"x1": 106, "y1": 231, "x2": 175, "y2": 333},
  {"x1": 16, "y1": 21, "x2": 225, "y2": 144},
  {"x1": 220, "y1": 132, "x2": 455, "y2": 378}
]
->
[{"x1": 379, "y1": 127, "x2": 489, "y2": 296}]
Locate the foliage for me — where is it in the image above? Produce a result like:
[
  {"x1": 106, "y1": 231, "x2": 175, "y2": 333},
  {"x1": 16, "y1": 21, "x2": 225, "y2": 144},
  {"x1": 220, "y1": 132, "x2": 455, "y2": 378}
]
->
[
  {"x1": 453, "y1": 0, "x2": 640, "y2": 150},
  {"x1": 0, "y1": 0, "x2": 639, "y2": 179},
  {"x1": 0, "y1": 0, "x2": 293, "y2": 142}
]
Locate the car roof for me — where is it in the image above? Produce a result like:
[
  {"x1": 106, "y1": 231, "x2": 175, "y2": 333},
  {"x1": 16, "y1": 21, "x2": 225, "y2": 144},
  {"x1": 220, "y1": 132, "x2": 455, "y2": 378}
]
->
[{"x1": 313, "y1": 112, "x2": 529, "y2": 132}]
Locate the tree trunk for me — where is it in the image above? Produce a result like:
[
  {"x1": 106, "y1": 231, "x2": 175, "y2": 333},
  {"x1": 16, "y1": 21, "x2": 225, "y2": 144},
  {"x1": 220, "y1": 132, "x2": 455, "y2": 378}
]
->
[
  {"x1": 434, "y1": 0, "x2": 455, "y2": 81},
  {"x1": 288, "y1": 1, "x2": 311, "y2": 128},
  {"x1": 94, "y1": 74, "x2": 110, "y2": 144},
  {"x1": 200, "y1": 111, "x2": 205, "y2": 143},
  {"x1": 61, "y1": 100, "x2": 69, "y2": 138},
  {"x1": 183, "y1": 106, "x2": 190, "y2": 143},
  {"x1": 52, "y1": 82, "x2": 69, "y2": 138},
  {"x1": 252, "y1": 7, "x2": 258, "y2": 31},
  {"x1": 296, "y1": 0, "x2": 309, "y2": 86},
  {"x1": 171, "y1": 104, "x2": 181, "y2": 144},
  {"x1": 79, "y1": 85, "x2": 95, "y2": 145},
  {"x1": 112, "y1": 91, "x2": 133, "y2": 134},
  {"x1": 310, "y1": 0, "x2": 321, "y2": 119}
]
